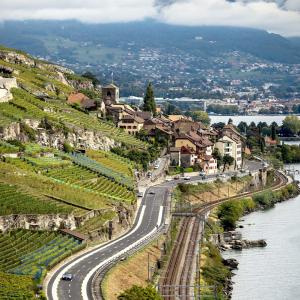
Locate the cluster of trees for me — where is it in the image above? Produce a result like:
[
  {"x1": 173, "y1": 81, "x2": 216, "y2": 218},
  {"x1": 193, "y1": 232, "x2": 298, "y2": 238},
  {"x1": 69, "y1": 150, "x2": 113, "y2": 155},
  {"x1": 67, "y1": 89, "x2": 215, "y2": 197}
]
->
[
  {"x1": 281, "y1": 144, "x2": 300, "y2": 163},
  {"x1": 281, "y1": 115, "x2": 300, "y2": 136},
  {"x1": 207, "y1": 104, "x2": 239, "y2": 115},
  {"x1": 217, "y1": 198, "x2": 256, "y2": 230},
  {"x1": 235, "y1": 121, "x2": 278, "y2": 153},
  {"x1": 186, "y1": 111, "x2": 211, "y2": 126},
  {"x1": 111, "y1": 146, "x2": 159, "y2": 170}
]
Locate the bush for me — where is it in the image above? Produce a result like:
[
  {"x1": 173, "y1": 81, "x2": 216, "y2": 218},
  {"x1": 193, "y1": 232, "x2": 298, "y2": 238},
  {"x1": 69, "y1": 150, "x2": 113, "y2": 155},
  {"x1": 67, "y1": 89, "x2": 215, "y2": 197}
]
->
[
  {"x1": 118, "y1": 285, "x2": 162, "y2": 300},
  {"x1": 63, "y1": 142, "x2": 73, "y2": 153},
  {"x1": 217, "y1": 198, "x2": 256, "y2": 230},
  {"x1": 202, "y1": 242, "x2": 231, "y2": 296},
  {"x1": 253, "y1": 191, "x2": 274, "y2": 208},
  {"x1": 20, "y1": 123, "x2": 36, "y2": 141}
]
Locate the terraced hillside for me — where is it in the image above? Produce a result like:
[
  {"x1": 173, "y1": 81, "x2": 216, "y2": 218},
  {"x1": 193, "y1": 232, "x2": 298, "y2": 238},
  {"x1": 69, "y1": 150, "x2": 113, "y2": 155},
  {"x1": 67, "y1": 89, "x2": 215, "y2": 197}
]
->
[
  {"x1": 0, "y1": 45, "x2": 145, "y2": 299},
  {"x1": 0, "y1": 229, "x2": 84, "y2": 299},
  {"x1": 0, "y1": 182, "x2": 71, "y2": 216}
]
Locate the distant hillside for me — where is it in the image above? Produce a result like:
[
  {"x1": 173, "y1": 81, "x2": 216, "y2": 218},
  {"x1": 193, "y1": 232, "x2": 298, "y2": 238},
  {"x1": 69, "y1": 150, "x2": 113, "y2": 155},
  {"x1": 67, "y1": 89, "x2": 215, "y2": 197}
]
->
[
  {"x1": 0, "y1": 20, "x2": 299, "y2": 64},
  {"x1": 289, "y1": 37, "x2": 300, "y2": 48}
]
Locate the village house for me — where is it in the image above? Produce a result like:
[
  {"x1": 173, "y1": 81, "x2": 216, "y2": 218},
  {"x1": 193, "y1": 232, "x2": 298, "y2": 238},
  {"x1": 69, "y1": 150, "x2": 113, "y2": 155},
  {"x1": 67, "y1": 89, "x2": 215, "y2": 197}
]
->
[
  {"x1": 118, "y1": 114, "x2": 144, "y2": 135},
  {"x1": 174, "y1": 131, "x2": 217, "y2": 174},
  {"x1": 172, "y1": 118, "x2": 204, "y2": 135},
  {"x1": 215, "y1": 135, "x2": 242, "y2": 170},
  {"x1": 180, "y1": 146, "x2": 198, "y2": 168},
  {"x1": 67, "y1": 92, "x2": 105, "y2": 113}
]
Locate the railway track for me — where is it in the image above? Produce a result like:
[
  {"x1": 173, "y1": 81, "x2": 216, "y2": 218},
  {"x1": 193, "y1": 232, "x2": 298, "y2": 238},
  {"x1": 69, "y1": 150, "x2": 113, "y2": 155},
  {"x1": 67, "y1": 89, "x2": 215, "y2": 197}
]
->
[{"x1": 159, "y1": 170, "x2": 288, "y2": 300}]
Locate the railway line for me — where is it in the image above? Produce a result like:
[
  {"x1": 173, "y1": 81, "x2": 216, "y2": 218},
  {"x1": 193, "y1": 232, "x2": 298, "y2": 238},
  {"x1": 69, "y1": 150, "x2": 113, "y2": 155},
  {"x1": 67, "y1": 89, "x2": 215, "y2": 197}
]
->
[{"x1": 159, "y1": 170, "x2": 289, "y2": 300}]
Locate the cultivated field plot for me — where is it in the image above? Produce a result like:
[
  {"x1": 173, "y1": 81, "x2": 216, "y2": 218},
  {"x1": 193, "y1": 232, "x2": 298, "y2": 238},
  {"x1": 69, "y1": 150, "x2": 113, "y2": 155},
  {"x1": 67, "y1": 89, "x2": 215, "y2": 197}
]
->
[
  {"x1": 45, "y1": 165, "x2": 135, "y2": 204},
  {"x1": 0, "y1": 182, "x2": 71, "y2": 215},
  {"x1": 0, "y1": 272, "x2": 35, "y2": 299},
  {"x1": 0, "y1": 230, "x2": 83, "y2": 278},
  {"x1": 86, "y1": 149, "x2": 134, "y2": 178}
]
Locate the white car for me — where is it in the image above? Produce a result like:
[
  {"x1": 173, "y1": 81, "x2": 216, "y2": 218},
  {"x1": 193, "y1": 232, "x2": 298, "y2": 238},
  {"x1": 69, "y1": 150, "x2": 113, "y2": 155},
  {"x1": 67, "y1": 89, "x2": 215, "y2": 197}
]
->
[{"x1": 183, "y1": 176, "x2": 191, "y2": 180}]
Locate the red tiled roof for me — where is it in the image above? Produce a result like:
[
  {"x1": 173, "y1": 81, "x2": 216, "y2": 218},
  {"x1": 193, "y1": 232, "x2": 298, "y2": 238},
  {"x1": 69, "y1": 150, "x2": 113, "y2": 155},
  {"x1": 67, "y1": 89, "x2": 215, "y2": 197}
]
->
[{"x1": 67, "y1": 93, "x2": 89, "y2": 104}]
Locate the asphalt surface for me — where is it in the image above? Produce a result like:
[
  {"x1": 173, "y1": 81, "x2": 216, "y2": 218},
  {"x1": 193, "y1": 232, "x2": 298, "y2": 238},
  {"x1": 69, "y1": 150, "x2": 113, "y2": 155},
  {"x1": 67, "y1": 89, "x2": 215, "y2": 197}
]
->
[
  {"x1": 47, "y1": 185, "x2": 168, "y2": 300},
  {"x1": 47, "y1": 159, "x2": 262, "y2": 300}
]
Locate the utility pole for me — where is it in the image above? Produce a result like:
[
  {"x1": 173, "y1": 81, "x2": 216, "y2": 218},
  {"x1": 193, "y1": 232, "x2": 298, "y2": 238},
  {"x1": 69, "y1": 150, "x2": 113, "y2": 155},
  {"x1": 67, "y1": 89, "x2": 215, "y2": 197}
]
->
[{"x1": 148, "y1": 253, "x2": 150, "y2": 281}]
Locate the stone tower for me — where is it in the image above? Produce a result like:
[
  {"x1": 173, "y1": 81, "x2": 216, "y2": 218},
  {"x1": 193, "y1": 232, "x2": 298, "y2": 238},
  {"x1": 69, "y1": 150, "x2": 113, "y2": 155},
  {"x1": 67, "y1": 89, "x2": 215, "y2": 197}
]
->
[{"x1": 102, "y1": 83, "x2": 119, "y2": 106}]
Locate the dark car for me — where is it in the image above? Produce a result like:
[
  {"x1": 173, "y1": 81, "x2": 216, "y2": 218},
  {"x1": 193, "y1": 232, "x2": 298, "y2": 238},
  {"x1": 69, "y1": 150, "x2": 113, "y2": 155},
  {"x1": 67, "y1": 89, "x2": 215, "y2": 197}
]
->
[
  {"x1": 148, "y1": 191, "x2": 155, "y2": 195},
  {"x1": 61, "y1": 273, "x2": 73, "y2": 281}
]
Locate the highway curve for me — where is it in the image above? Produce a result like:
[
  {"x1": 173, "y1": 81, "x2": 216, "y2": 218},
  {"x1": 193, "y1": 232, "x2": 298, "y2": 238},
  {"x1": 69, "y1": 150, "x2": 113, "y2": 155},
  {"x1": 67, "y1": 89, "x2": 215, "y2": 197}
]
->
[
  {"x1": 47, "y1": 185, "x2": 168, "y2": 300},
  {"x1": 46, "y1": 159, "x2": 263, "y2": 300}
]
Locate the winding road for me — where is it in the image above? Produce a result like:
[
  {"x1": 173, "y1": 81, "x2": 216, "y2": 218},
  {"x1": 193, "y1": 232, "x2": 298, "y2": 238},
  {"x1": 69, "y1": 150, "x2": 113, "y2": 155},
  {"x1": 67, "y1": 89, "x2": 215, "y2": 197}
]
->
[{"x1": 46, "y1": 159, "x2": 263, "y2": 300}]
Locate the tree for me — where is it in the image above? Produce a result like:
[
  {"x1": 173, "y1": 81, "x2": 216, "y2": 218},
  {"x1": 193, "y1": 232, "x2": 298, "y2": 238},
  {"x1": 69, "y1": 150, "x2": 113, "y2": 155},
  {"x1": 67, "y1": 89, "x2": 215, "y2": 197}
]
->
[
  {"x1": 237, "y1": 121, "x2": 248, "y2": 135},
  {"x1": 118, "y1": 285, "x2": 162, "y2": 300},
  {"x1": 223, "y1": 154, "x2": 234, "y2": 172},
  {"x1": 212, "y1": 122, "x2": 225, "y2": 131},
  {"x1": 282, "y1": 116, "x2": 300, "y2": 136},
  {"x1": 271, "y1": 122, "x2": 277, "y2": 140},
  {"x1": 143, "y1": 83, "x2": 156, "y2": 115},
  {"x1": 213, "y1": 148, "x2": 223, "y2": 169},
  {"x1": 191, "y1": 111, "x2": 211, "y2": 126}
]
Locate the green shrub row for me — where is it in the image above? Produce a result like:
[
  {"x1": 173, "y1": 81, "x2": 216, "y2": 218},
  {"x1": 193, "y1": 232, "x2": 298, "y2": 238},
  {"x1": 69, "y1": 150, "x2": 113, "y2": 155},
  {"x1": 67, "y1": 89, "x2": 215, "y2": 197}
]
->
[{"x1": 217, "y1": 184, "x2": 299, "y2": 231}]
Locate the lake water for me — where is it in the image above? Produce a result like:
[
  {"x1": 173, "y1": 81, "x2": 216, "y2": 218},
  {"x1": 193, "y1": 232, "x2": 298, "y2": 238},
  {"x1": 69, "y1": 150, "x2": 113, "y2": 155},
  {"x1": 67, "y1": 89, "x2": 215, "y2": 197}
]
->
[
  {"x1": 209, "y1": 115, "x2": 289, "y2": 126},
  {"x1": 222, "y1": 163, "x2": 300, "y2": 300}
]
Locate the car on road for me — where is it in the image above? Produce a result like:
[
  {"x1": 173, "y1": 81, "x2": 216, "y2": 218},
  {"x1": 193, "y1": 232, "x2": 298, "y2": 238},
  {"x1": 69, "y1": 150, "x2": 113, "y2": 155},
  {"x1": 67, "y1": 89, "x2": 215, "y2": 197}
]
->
[
  {"x1": 147, "y1": 172, "x2": 152, "y2": 178},
  {"x1": 217, "y1": 174, "x2": 226, "y2": 179},
  {"x1": 165, "y1": 178, "x2": 172, "y2": 182},
  {"x1": 148, "y1": 191, "x2": 155, "y2": 195},
  {"x1": 183, "y1": 176, "x2": 191, "y2": 181},
  {"x1": 61, "y1": 273, "x2": 73, "y2": 281},
  {"x1": 174, "y1": 175, "x2": 180, "y2": 180},
  {"x1": 154, "y1": 164, "x2": 159, "y2": 169},
  {"x1": 199, "y1": 171, "x2": 206, "y2": 179}
]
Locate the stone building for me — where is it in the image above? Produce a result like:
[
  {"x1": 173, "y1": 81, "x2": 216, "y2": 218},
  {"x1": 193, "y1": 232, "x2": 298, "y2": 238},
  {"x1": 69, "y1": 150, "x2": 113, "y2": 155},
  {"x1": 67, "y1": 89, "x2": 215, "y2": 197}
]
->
[{"x1": 102, "y1": 83, "x2": 119, "y2": 106}]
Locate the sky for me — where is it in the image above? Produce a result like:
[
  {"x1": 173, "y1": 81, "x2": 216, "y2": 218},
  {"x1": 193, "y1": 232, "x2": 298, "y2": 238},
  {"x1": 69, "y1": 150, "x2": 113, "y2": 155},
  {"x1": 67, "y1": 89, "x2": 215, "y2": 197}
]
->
[{"x1": 0, "y1": 0, "x2": 300, "y2": 36}]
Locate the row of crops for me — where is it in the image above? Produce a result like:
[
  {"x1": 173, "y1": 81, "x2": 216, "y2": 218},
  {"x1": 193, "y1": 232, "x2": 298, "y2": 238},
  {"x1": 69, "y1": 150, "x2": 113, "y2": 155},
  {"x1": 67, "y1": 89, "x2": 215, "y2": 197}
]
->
[
  {"x1": 0, "y1": 182, "x2": 71, "y2": 215},
  {"x1": 24, "y1": 155, "x2": 72, "y2": 169},
  {"x1": 0, "y1": 230, "x2": 82, "y2": 277},
  {"x1": 45, "y1": 165, "x2": 135, "y2": 203},
  {"x1": 0, "y1": 229, "x2": 85, "y2": 299},
  {"x1": 0, "y1": 272, "x2": 35, "y2": 299},
  {"x1": 86, "y1": 149, "x2": 135, "y2": 177},
  {"x1": 0, "y1": 141, "x2": 19, "y2": 154},
  {"x1": 68, "y1": 152, "x2": 134, "y2": 188}
]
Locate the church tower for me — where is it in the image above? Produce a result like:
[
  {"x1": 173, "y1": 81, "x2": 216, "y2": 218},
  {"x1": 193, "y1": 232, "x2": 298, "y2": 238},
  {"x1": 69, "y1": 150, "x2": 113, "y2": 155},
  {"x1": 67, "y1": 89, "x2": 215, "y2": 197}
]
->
[{"x1": 102, "y1": 83, "x2": 119, "y2": 106}]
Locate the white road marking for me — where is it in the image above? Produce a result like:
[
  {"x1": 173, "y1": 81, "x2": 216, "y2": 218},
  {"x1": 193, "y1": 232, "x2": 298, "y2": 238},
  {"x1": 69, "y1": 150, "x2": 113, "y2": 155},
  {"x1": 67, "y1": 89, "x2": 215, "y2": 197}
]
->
[
  {"x1": 81, "y1": 205, "x2": 164, "y2": 300},
  {"x1": 51, "y1": 205, "x2": 147, "y2": 300}
]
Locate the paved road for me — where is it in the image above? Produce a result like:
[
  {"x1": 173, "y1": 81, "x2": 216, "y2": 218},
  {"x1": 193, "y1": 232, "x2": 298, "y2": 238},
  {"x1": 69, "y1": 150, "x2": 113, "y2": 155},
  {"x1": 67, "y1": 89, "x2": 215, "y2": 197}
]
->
[
  {"x1": 47, "y1": 185, "x2": 168, "y2": 300},
  {"x1": 47, "y1": 159, "x2": 261, "y2": 300}
]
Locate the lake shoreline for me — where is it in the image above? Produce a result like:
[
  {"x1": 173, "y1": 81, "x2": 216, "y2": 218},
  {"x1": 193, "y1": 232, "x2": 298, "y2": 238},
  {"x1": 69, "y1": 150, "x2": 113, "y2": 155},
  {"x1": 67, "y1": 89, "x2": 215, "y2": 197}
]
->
[
  {"x1": 220, "y1": 182, "x2": 300, "y2": 299},
  {"x1": 204, "y1": 182, "x2": 300, "y2": 298}
]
